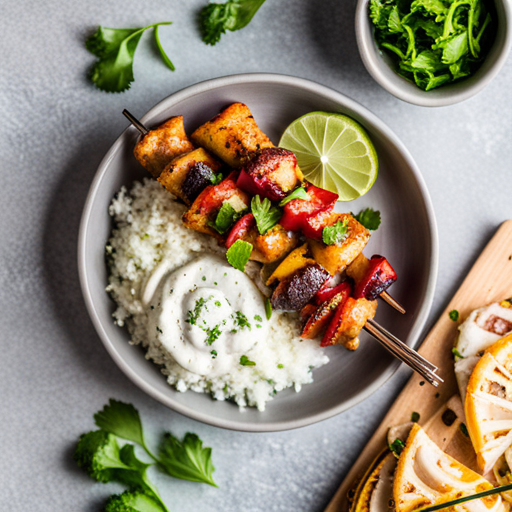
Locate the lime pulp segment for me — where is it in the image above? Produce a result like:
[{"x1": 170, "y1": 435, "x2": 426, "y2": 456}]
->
[{"x1": 279, "y1": 112, "x2": 378, "y2": 201}]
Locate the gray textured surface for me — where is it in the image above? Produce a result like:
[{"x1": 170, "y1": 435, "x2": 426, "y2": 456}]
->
[{"x1": 1, "y1": 1, "x2": 511, "y2": 511}]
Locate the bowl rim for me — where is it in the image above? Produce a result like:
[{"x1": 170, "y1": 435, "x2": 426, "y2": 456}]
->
[
  {"x1": 355, "y1": 0, "x2": 512, "y2": 107},
  {"x1": 78, "y1": 72, "x2": 439, "y2": 432}
]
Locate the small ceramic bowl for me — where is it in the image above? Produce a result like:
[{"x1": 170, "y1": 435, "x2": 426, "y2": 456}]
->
[
  {"x1": 78, "y1": 73, "x2": 438, "y2": 432},
  {"x1": 355, "y1": 0, "x2": 512, "y2": 107}
]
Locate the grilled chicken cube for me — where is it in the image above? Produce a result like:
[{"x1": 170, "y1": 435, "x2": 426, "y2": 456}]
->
[
  {"x1": 182, "y1": 172, "x2": 250, "y2": 240},
  {"x1": 321, "y1": 297, "x2": 377, "y2": 350},
  {"x1": 157, "y1": 148, "x2": 222, "y2": 205},
  {"x1": 271, "y1": 263, "x2": 330, "y2": 311},
  {"x1": 236, "y1": 148, "x2": 301, "y2": 201},
  {"x1": 226, "y1": 214, "x2": 298, "y2": 264},
  {"x1": 133, "y1": 116, "x2": 195, "y2": 178},
  {"x1": 309, "y1": 213, "x2": 370, "y2": 275},
  {"x1": 191, "y1": 103, "x2": 274, "y2": 168}
]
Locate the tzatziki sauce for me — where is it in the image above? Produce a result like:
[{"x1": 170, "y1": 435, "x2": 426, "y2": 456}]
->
[{"x1": 144, "y1": 255, "x2": 268, "y2": 377}]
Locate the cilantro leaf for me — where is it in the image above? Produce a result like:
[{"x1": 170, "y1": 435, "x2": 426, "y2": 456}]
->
[
  {"x1": 209, "y1": 201, "x2": 247, "y2": 234},
  {"x1": 240, "y1": 355, "x2": 256, "y2": 366},
  {"x1": 85, "y1": 22, "x2": 172, "y2": 93},
  {"x1": 449, "y1": 309, "x2": 460, "y2": 322},
  {"x1": 226, "y1": 239, "x2": 252, "y2": 272},
  {"x1": 322, "y1": 219, "x2": 349, "y2": 246},
  {"x1": 251, "y1": 195, "x2": 282, "y2": 235},
  {"x1": 94, "y1": 399, "x2": 156, "y2": 461},
  {"x1": 353, "y1": 208, "x2": 381, "y2": 231},
  {"x1": 278, "y1": 187, "x2": 309, "y2": 207},
  {"x1": 200, "y1": 0, "x2": 266, "y2": 46},
  {"x1": 159, "y1": 433, "x2": 217, "y2": 486}
]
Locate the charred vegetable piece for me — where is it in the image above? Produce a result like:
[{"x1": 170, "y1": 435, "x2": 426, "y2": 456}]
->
[
  {"x1": 321, "y1": 297, "x2": 377, "y2": 350},
  {"x1": 353, "y1": 255, "x2": 398, "y2": 301},
  {"x1": 266, "y1": 243, "x2": 314, "y2": 285},
  {"x1": 226, "y1": 212, "x2": 255, "y2": 248},
  {"x1": 309, "y1": 213, "x2": 370, "y2": 275},
  {"x1": 237, "y1": 147, "x2": 300, "y2": 201},
  {"x1": 158, "y1": 148, "x2": 222, "y2": 205},
  {"x1": 182, "y1": 172, "x2": 250, "y2": 239},
  {"x1": 302, "y1": 208, "x2": 334, "y2": 240},
  {"x1": 279, "y1": 184, "x2": 338, "y2": 232},
  {"x1": 133, "y1": 116, "x2": 195, "y2": 178},
  {"x1": 301, "y1": 286, "x2": 352, "y2": 339},
  {"x1": 271, "y1": 263, "x2": 330, "y2": 311},
  {"x1": 314, "y1": 281, "x2": 352, "y2": 306},
  {"x1": 300, "y1": 303, "x2": 317, "y2": 325},
  {"x1": 191, "y1": 102, "x2": 273, "y2": 168}
]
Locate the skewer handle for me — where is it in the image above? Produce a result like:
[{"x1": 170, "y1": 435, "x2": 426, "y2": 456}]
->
[{"x1": 123, "y1": 109, "x2": 149, "y2": 136}]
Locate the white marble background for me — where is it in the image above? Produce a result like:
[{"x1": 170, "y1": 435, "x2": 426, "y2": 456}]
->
[{"x1": 2, "y1": 0, "x2": 511, "y2": 510}]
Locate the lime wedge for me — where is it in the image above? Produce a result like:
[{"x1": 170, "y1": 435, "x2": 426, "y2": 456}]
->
[{"x1": 279, "y1": 112, "x2": 378, "y2": 201}]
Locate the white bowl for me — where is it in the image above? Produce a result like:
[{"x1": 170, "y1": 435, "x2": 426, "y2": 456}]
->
[
  {"x1": 78, "y1": 73, "x2": 438, "y2": 432},
  {"x1": 355, "y1": 0, "x2": 512, "y2": 107}
]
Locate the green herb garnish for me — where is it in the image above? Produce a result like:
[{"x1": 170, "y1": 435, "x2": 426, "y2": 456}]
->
[
  {"x1": 449, "y1": 309, "x2": 460, "y2": 322},
  {"x1": 265, "y1": 298, "x2": 272, "y2": 320},
  {"x1": 251, "y1": 195, "x2": 282, "y2": 235},
  {"x1": 211, "y1": 172, "x2": 224, "y2": 186},
  {"x1": 211, "y1": 350, "x2": 217, "y2": 358},
  {"x1": 322, "y1": 219, "x2": 349, "y2": 246},
  {"x1": 235, "y1": 311, "x2": 251, "y2": 330},
  {"x1": 85, "y1": 23, "x2": 173, "y2": 93},
  {"x1": 389, "y1": 438, "x2": 405, "y2": 457},
  {"x1": 226, "y1": 239, "x2": 252, "y2": 272},
  {"x1": 368, "y1": 0, "x2": 493, "y2": 91},
  {"x1": 209, "y1": 201, "x2": 247, "y2": 234},
  {"x1": 411, "y1": 411, "x2": 420, "y2": 422},
  {"x1": 277, "y1": 364, "x2": 284, "y2": 369},
  {"x1": 452, "y1": 347, "x2": 464, "y2": 359},
  {"x1": 278, "y1": 187, "x2": 309, "y2": 206},
  {"x1": 186, "y1": 297, "x2": 208, "y2": 325},
  {"x1": 254, "y1": 315, "x2": 262, "y2": 322},
  {"x1": 205, "y1": 325, "x2": 222, "y2": 345},
  {"x1": 240, "y1": 355, "x2": 256, "y2": 366},
  {"x1": 199, "y1": 0, "x2": 267, "y2": 46},
  {"x1": 353, "y1": 208, "x2": 381, "y2": 231}
]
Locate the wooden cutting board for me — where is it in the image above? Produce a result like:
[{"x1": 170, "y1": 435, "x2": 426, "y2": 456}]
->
[{"x1": 325, "y1": 220, "x2": 512, "y2": 512}]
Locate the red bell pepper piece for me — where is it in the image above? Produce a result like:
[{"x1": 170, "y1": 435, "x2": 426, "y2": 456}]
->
[
  {"x1": 320, "y1": 295, "x2": 351, "y2": 347},
  {"x1": 225, "y1": 213, "x2": 256, "y2": 248},
  {"x1": 302, "y1": 209, "x2": 335, "y2": 240},
  {"x1": 314, "y1": 281, "x2": 352, "y2": 305},
  {"x1": 353, "y1": 255, "x2": 397, "y2": 301},
  {"x1": 279, "y1": 184, "x2": 338, "y2": 232}
]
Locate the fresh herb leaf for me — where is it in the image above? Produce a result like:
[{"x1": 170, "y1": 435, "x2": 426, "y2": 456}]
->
[
  {"x1": 159, "y1": 433, "x2": 217, "y2": 486},
  {"x1": 251, "y1": 195, "x2": 282, "y2": 235},
  {"x1": 353, "y1": 208, "x2": 381, "y2": 231},
  {"x1": 234, "y1": 311, "x2": 251, "y2": 330},
  {"x1": 254, "y1": 314, "x2": 262, "y2": 322},
  {"x1": 85, "y1": 23, "x2": 172, "y2": 92},
  {"x1": 240, "y1": 355, "x2": 256, "y2": 366},
  {"x1": 411, "y1": 411, "x2": 420, "y2": 422},
  {"x1": 389, "y1": 438, "x2": 405, "y2": 458},
  {"x1": 205, "y1": 325, "x2": 222, "y2": 345},
  {"x1": 209, "y1": 201, "x2": 247, "y2": 234},
  {"x1": 105, "y1": 491, "x2": 167, "y2": 512},
  {"x1": 154, "y1": 25, "x2": 175, "y2": 71},
  {"x1": 278, "y1": 187, "x2": 309, "y2": 207},
  {"x1": 199, "y1": 0, "x2": 266, "y2": 46},
  {"x1": 322, "y1": 219, "x2": 349, "y2": 246},
  {"x1": 452, "y1": 347, "x2": 464, "y2": 359},
  {"x1": 211, "y1": 172, "x2": 224, "y2": 186},
  {"x1": 265, "y1": 298, "x2": 272, "y2": 320},
  {"x1": 226, "y1": 239, "x2": 252, "y2": 272},
  {"x1": 449, "y1": 309, "x2": 460, "y2": 322}
]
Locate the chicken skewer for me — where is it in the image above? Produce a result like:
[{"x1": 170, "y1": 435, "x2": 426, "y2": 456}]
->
[{"x1": 122, "y1": 108, "x2": 439, "y2": 385}]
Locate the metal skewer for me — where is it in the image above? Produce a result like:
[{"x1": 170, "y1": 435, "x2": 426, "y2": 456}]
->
[
  {"x1": 123, "y1": 109, "x2": 149, "y2": 135},
  {"x1": 380, "y1": 291, "x2": 406, "y2": 314},
  {"x1": 364, "y1": 320, "x2": 443, "y2": 387}
]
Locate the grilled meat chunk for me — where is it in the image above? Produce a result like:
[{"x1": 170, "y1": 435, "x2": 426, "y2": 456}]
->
[
  {"x1": 271, "y1": 263, "x2": 330, "y2": 311},
  {"x1": 237, "y1": 148, "x2": 301, "y2": 201},
  {"x1": 351, "y1": 255, "x2": 398, "y2": 301},
  {"x1": 321, "y1": 297, "x2": 377, "y2": 350},
  {"x1": 191, "y1": 103, "x2": 274, "y2": 168},
  {"x1": 227, "y1": 214, "x2": 298, "y2": 264},
  {"x1": 133, "y1": 116, "x2": 195, "y2": 178},
  {"x1": 157, "y1": 148, "x2": 223, "y2": 205},
  {"x1": 182, "y1": 172, "x2": 250, "y2": 240},
  {"x1": 309, "y1": 213, "x2": 370, "y2": 275}
]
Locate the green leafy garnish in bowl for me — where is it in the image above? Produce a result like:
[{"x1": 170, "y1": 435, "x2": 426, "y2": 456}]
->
[{"x1": 369, "y1": 0, "x2": 494, "y2": 91}]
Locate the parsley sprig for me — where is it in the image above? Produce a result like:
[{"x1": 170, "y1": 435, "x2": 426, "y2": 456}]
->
[
  {"x1": 199, "y1": 0, "x2": 267, "y2": 45},
  {"x1": 86, "y1": 22, "x2": 174, "y2": 93},
  {"x1": 353, "y1": 208, "x2": 381, "y2": 231},
  {"x1": 251, "y1": 195, "x2": 282, "y2": 235}
]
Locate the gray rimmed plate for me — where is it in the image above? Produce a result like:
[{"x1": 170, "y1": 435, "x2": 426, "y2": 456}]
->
[{"x1": 78, "y1": 73, "x2": 438, "y2": 432}]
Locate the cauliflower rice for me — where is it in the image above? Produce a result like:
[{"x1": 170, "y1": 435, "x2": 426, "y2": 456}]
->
[{"x1": 106, "y1": 178, "x2": 329, "y2": 410}]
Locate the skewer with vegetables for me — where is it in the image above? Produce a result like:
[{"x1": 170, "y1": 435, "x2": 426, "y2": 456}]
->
[{"x1": 123, "y1": 103, "x2": 440, "y2": 385}]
